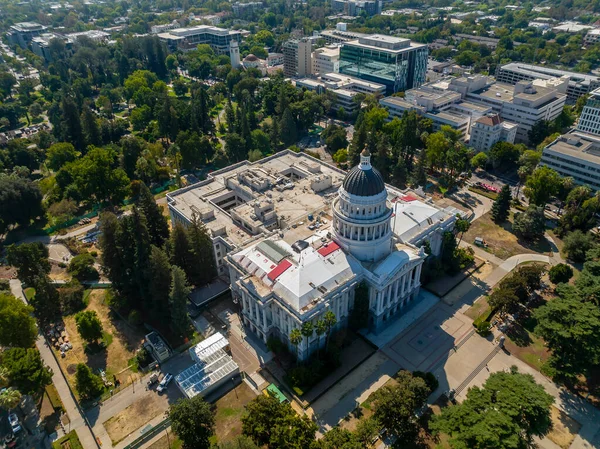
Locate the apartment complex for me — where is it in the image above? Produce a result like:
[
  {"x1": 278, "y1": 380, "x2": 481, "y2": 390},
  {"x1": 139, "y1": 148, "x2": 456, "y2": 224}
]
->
[
  {"x1": 296, "y1": 72, "x2": 386, "y2": 114},
  {"x1": 541, "y1": 132, "x2": 600, "y2": 190},
  {"x1": 585, "y1": 29, "x2": 600, "y2": 46},
  {"x1": 312, "y1": 46, "x2": 340, "y2": 75},
  {"x1": 576, "y1": 88, "x2": 600, "y2": 136},
  {"x1": 283, "y1": 38, "x2": 312, "y2": 77},
  {"x1": 157, "y1": 25, "x2": 242, "y2": 54},
  {"x1": 496, "y1": 62, "x2": 600, "y2": 104},
  {"x1": 339, "y1": 34, "x2": 428, "y2": 94},
  {"x1": 469, "y1": 114, "x2": 518, "y2": 152},
  {"x1": 7, "y1": 22, "x2": 48, "y2": 48}
]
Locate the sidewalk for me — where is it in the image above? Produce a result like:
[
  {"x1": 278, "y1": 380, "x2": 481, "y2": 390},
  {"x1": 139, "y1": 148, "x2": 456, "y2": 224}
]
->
[{"x1": 10, "y1": 280, "x2": 99, "y2": 449}]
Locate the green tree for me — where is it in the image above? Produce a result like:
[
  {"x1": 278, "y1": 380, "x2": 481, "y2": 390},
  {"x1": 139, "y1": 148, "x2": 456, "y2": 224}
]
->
[
  {"x1": 0, "y1": 388, "x2": 21, "y2": 410},
  {"x1": 279, "y1": 108, "x2": 297, "y2": 147},
  {"x1": 324, "y1": 310, "x2": 337, "y2": 352},
  {"x1": 290, "y1": 328, "x2": 302, "y2": 360},
  {"x1": 225, "y1": 132, "x2": 248, "y2": 162},
  {"x1": 491, "y1": 184, "x2": 512, "y2": 223},
  {"x1": 0, "y1": 175, "x2": 43, "y2": 234},
  {"x1": 136, "y1": 182, "x2": 169, "y2": 247},
  {"x1": 563, "y1": 230, "x2": 596, "y2": 263},
  {"x1": 1, "y1": 347, "x2": 53, "y2": 394},
  {"x1": 470, "y1": 152, "x2": 488, "y2": 170},
  {"x1": 431, "y1": 368, "x2": 554, "y2": 449},
  {"x1": 315, "y1": 319, "x2": 327, "y2": 356},
  {"x1": 29, "y1": 276, "x2": 61, "y2": 324},
  {"x1": 81, "y1": 105, "x2": 101, "y2": 147},
  {"x1": 172, "y1": 78, "x2": 188, "y2": 97},
  {"x1": 169, "y1": 395, "x2": 215, "y2": 449},
  {"x1": 317, "y1": 427, "x2": 361, "y2": 449},
  {"x1": 148, "y1": 246, "x2": 172, "y2": 320},
  {"x1": 535, "y1": 289, "x2": 600, "y2": 380},
  {"x1": 46, "y1": 143, "x2": 78, "y2": 171},
  {"x1": 512, "y1": 206, "x2": 546, "y2": 241},
  {"x1": 0, "y1": 292, "x2": 37, "y2": 348},
  {"x1": 170, "y1": 265, "x2": 191, "y2": 333},
  {"x1": 524, "y1": 166, "x2": 562, "y2": 206},
  {"x1": 75, "y1": 363, "x2": 103, "y2": 400},
  {"x1": 349, "y1": 282, "x2": 369, "y2": 331},
  {"x1": 321, "y1": 124, "x2": 348, "y2": 153},
  {"x1": 68, "y1": 253, "x2": 99, "y2": 282},
  {"x1": 488, "y1": 287, "x2": 520, "y2": 316},
  {"x1": 75, "y1": 310, "x2": 103, "y2": 343},
  {"x1": 300, "y1": 322, "x2": 313, "y2": 358},
  {"x1": 354, "y1": 417, "x2": 380, "y2": 447},
  {"x1": 455, "y1": 218, "x2": 470, "y2": 245},
  {"x1": 373, "y1": 370, "x2": 430, "y2": 444},
  {"x1": 187, "y1": 213, "x2": 216, "y2": 286},
  {"x1": 242, "y1": 394, "x2": 316, "y2": 449},
  {"x1": 548, "y1": 263, "x2": 574, "y2": 285},
  {"x1": 6, "y1": 242, "x2": 50, "y2": 285}
]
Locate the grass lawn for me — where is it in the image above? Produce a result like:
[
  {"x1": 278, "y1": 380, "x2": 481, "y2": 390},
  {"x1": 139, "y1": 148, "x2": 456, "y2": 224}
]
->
[
  {"x1": 56, "y1": 290, "x2": 146, "y2": 399},
  {"x1": 546, "y1": 406, "x2": 581, "y2": 449},
  {"x1": 212, "y1": 382, "x2": 258, "y2": 444},
  {"x1": 465, "y1": 296, "x2": 491, "y2": 321},
  {"x1": 52, "y1": 430, "x2": 83, "y2": 449},
  {"x1": 463, "y1": 212, "x2": 552, "y2": 260},
  {"x1": 24, "y1": 287, "x2": 35, "y2": 301}
]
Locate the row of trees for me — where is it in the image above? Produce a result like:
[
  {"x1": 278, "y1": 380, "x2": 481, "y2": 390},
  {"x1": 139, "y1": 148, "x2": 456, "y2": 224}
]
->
[{"x1": 99, "y1": 182, "x2": 215, "y2": 335}]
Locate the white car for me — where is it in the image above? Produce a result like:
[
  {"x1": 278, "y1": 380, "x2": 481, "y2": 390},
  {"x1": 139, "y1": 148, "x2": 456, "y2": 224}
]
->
[
  {"x1": 8, "y1": 413, "x2": 21, "y2": 434},
  {"x1": 157, "y1": 373, "x2": 173, "y2": 393}
]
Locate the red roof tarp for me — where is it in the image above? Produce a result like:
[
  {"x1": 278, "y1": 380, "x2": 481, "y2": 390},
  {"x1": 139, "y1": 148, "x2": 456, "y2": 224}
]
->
[
  {"x1": 318, "y1": 242, "x2": 340, "y2": 257},
  {"x1": 401, "y1": 195, "x2": 418, "y2": 202},
  {"x1": 267, "y1": 259, "x2": 292, "y2": 281}
]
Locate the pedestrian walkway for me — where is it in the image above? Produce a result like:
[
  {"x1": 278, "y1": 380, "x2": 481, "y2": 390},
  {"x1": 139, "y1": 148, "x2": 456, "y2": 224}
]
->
[{"x1": 10, "y1": 280, "x2": 99, "y2": 449}]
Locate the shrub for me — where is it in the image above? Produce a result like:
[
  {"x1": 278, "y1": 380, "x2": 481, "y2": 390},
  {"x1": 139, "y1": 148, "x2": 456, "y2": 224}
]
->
[
  {"x1": 548, "y1": 263, "x2": 574, "y2": 285},
  {"x1": 0, "y1": 279, "x2": 9, "y2": 291},
  {"x1": 58, "y1": 280, "x2": 86, "y2": 315},
  {"x1": 90, "y1": 251, "x2": 98, "y2": 258},
  {"x1": 45, "y1": 385, "x2": 64, "y2": 411},
  {"x1": 475, "y1": 320, "x2": 491, "y2": 336},
  {"x1": 267, "y1": 336, "x2": 287, "y2": 354},
  {"x1": 128, "y1": 309, "x2": 142, "y2": 326}
]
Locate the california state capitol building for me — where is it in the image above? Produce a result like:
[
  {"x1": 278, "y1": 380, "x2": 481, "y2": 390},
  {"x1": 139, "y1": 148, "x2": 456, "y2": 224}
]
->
[{"x1": 167, "y1": 149, "x2": 462, "y2": 360}]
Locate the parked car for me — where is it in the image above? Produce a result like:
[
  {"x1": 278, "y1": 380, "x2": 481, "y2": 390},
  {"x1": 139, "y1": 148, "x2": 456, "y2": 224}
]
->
[
  {"x1": 147, "y1": 372, "x2": 159, "y2": 388},
  {"x1": 8, "y1": 413, "x2": 21, "y2": 433},
  {"x1": 157, "y1": 373, "x2": 173, "y2": 393}
]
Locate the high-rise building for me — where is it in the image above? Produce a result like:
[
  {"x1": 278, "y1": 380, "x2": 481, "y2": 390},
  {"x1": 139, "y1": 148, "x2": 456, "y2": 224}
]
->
[
  {"x1": 576, "y1": 88, "x2": 600, "y2": 136},
  {"x1": 283, "y1": 38, "x2": 312, "y2": 78},
  {"x1": 331, "y1": 0, "x2": 382, "y2": 16},
  {"x1": 7, "y1": 22, "x2": 47, "y2": 48},
  {"x1": 339, "y1": 34, "x2": 428, "y2": 94},
  {"x1": 312, "y1": 46, "x2": 340, "y2": 75}
]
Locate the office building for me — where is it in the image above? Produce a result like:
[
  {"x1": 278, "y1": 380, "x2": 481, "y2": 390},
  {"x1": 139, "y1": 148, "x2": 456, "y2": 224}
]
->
[
  {"x1": 320, "y1": 24, "x2": 368, "y2": 44},
  {"x1": 496, "y1": 62, "x2": 600, "y2": 104},
  {"x1": 31, "y1": 30, "x2": 110, "y2": 62},
  {"x1": 379, "y1": 86, "x2": 492, "y2": 139},
  {"x1": 339, "y1": 34, "x2": 428, "y2": 94},
  {"x1": 312, "y1": 46, "x2": 340, "y2": 75},
  {"x1": 158, "y1": 25, "x2": 242, "y2": 54},
  {"x1": 469, "y1": 113, "x2": 518, "y2": 152},
  {"x1": 267, "y1": 53, "x2": 284, "y2": 67},
  {"x1": 283, "y1": 38, "x2": 312, "y2": 77},
  {"x1": 552, "y1": 21, "x2": 595, "y2": 33},
  {"x1": 541, "y1": 132, "x2": 600, "y2": 190},
  {"x1": 576, "y1": 88, "x2": 600, "y2": 136},
  {"x1": 7, "y1": 22, "x2": 48, "y2": 48},
  {"x1": 436, "y1": 75, "x2": 567, "y2": 144},
  {"x1": 232, "y1": 2, "x2": 263, "y2": 16},
  {"x1": 296, "y1": 72, "x2": 386, "y2": 114}
]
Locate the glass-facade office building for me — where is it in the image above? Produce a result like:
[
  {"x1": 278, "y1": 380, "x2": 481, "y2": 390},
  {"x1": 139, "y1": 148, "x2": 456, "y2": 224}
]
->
[{"x1": 339, "y1": 35, "x2": 428, "y2": 94}]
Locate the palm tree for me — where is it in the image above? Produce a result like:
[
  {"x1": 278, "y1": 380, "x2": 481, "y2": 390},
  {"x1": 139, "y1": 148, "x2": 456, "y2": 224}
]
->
[
  {"x1": 315, "y1": 319, "x2": 327, "y2": 357},
  {"x1": 323, "y1": 310, "x2": 337, "y2": 352},
  {"x1": 0, "y1": 388, "x2": 21, "y2": 410},
  {"x1": 290, "y1": 328, "x2": 302, "y2": 361},
  {"x1": 0, "y1": 367, "x2": 9, "y2": 388},
  {"x1": 300, "y1": 322, "x2": 313, "y2": 359}
]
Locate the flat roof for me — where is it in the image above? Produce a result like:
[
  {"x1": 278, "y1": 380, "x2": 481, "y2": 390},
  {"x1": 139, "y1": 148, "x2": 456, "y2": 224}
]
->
[
  {"x1": 543, "y1": 132, "x2": 600, "y2": 165},
  {"x1": 500, "y1": 62, "x2": 600, "y2": 84},
  {"x1": 167, "y1": 151, "x2": 347, "y2": 248}
]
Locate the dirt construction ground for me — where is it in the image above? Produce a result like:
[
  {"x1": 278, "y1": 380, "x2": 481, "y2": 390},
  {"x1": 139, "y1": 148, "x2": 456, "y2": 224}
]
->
[
  {"x1": 57, "y1": 290, "x2": 145, "y2": 395},
  {"x1": 103, "y1": 394, "x2": 166, "y2": 445}
]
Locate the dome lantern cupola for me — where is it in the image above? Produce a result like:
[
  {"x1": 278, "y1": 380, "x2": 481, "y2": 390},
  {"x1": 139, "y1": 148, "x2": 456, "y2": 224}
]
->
[{"x1": 342, "y1": 147, "x2": 386, "y2": 197}]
